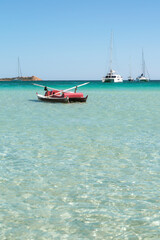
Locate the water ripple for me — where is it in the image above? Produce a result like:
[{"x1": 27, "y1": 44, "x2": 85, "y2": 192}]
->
[{"x1": 0, "y1": 85, "x2": 160, "y2": 239}]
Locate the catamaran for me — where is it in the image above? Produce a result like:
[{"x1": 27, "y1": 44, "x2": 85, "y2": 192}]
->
[
  {"x1": 136, "y1": 50, "x2": 149, "y2": 82},
  {"x1": 102, "y1": 70, "x2": 123, "y2": 83},
  {"x1": 102, "y1": 33, "x2": 123, "y2": 83},
  {"x1": 33, "y1": 82, "x2": 89, "y2": 103}
]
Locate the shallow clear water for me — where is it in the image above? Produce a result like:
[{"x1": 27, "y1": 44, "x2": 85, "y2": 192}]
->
[{"x1": 0, "y1": 81, "x2": 160, "y2": 239}]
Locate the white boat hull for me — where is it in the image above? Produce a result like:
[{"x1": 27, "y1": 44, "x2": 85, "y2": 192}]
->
[
  {"x1": 114, "y1": 78, "x2": 123, "y2": 83},
  {"x1": 36, "y1": 93, "x2": 69, "y2": 103},
  {"x1": 136, "y1": 77, "x2": 149, "y2": 82},
  {"x1": 102, "y1": 77, "x2": 123, "y2": 83}
]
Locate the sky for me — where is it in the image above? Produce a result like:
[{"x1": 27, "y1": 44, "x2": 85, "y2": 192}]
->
[{"x1": 0, "y1": 0, "x2": 160, "y2": 80}]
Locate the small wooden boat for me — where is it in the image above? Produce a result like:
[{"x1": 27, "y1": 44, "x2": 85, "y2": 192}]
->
[{"x1": 33, "y1": 82, "x2": 89, "y2": 103}]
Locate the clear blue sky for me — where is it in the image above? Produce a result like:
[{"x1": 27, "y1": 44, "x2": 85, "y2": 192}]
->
[{"x1": 0, "y1": 0, "x2": 160, "y2": 80}]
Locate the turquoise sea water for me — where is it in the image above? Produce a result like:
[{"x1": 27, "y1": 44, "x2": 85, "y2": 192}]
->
[{"x1": 0, "y1": 81, "x2": 160, "y2": 239}]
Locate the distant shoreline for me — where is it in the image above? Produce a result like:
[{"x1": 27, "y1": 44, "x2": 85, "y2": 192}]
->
[{"x1": 0, "y1": 76, "x2": 42, "y2": 81}]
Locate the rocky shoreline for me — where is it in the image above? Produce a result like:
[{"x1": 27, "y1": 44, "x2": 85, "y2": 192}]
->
[{"x1": 0, "y1": 76, "x2": 42, "y2": 81}]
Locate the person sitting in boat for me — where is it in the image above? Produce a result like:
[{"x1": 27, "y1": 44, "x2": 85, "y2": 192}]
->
[
  {"x1": 44, "y1": 86, "x2": 48, "y2": 96},
  {"x1": 75, "y1": 86, "x2": 77, "y2": 93}
]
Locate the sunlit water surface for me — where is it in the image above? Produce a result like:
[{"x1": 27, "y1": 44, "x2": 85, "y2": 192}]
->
[{"x1": 0, "y1": 81, "x2": 160, "y2": 239}]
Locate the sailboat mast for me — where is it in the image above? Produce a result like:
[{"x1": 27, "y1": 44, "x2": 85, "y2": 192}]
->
[
  {"x1": 129, "y1": 56, "x2": 132, "y2": 77},
  {"x1": 142, "y1": 49, "x2": 145, "y2": 76},
  {"x1": 18, "y1": 57, "x2": 22, "y2": 78},
  {"x1": 109, "y1": 32, "x2": 113, "y2": 71}
]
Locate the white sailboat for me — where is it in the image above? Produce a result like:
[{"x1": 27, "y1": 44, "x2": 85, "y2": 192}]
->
[
  {"x1": 128, "y1": 57, "x2": 134, "y2": 81},
  {"x1": 17, "y1": 57, "x2": 22, "y2": 79},
  {"x1": 13, "y1": 57, "x2": 22, "y2": 80},
  {"x1": 102, "y1": 33, "x2": 123, "y2": 83},
  {"x1": 136, "y1": 50, "x2": 149, "y2": 82}
]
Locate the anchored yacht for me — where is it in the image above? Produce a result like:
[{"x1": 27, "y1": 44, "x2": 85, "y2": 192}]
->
[
  {"x1": 102, "y1": 69, "x2": 123, "y2": 83},
  {"x1": 102, "y1": 33, "x2": 123, "y2": 83},
  {"x1": 136, "y1": 50, "x2": 149, "y2": 82},
  {"x1": 136, "y1": 73, "x2": 149, "y2": 82},
  {"x1": 128, "y1": 76, "x2": 134, "y2": 82}
]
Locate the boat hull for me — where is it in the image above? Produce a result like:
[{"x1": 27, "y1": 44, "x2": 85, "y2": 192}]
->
[
  {"x1": 139, "y1": 79, "x2": 149, "y2": 82},
  {"x1": 102, "y1": 78, "x2": 123, "y2": 83},
  {"x1": 136, "y1": 77, "x2": 149, "y2": 82},
  {"x1": 114, "y1": 78, "x2": 123, "y2": 83},
  {"x1": 36, "y1": 93, "x2": 88, "y2": 103},
  {"x1": 69, "y1": 95, "x2": 88, "y2": 102},
  {"x1": 102, "y1": 78, "x2": 114, "y2": 83},
  {"x1": 36, "y1": 93, "x2": 69, "y2": 103}
]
